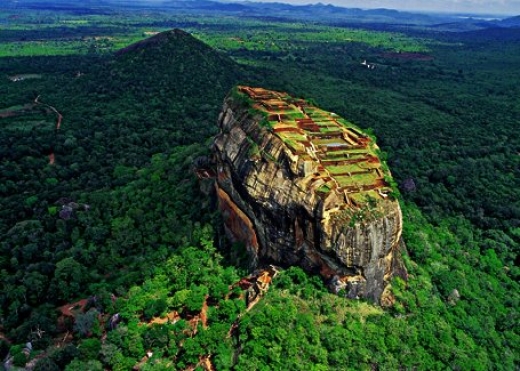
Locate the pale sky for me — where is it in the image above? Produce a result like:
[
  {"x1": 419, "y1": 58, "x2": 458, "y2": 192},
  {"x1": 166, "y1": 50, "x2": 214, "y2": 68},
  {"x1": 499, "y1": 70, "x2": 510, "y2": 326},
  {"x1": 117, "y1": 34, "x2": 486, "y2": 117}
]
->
[{"x1": 229, "y1": 0, "x2": 520, "y2": 15}]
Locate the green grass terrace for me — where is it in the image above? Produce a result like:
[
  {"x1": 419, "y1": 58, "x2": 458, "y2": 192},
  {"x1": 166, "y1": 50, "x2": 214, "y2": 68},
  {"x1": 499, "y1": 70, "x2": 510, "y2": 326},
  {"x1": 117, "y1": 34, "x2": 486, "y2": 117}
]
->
[{"x1": 238, "y1": 86, "x2": 391, "y2": 200}]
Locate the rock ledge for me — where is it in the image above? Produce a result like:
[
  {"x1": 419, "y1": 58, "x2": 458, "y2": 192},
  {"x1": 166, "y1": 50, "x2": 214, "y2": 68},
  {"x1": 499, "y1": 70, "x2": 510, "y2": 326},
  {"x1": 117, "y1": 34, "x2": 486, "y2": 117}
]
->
[{"x1": 213, "y1": 86, "x2": 407, "y2": 303}]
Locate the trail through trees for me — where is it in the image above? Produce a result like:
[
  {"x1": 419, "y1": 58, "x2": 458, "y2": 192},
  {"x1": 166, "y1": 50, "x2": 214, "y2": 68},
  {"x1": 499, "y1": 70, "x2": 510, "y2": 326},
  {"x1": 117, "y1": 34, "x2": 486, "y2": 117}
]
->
[{"x1": 34, "y1": 95, "x2": 63, "y2": 164}]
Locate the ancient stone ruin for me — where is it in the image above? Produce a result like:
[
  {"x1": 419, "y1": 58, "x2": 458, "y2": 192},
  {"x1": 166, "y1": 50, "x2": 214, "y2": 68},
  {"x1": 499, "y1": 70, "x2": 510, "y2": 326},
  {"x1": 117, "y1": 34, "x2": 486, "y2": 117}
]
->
[{"x1": 213, "y1": 86, "x2": 407, "y2": 304}]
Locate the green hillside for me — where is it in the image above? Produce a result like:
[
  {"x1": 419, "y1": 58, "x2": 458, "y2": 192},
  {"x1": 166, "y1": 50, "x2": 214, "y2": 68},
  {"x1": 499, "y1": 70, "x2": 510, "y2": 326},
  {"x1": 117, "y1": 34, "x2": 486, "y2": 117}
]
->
[{"x1": 0, "y1": 29, "x2": 245, "y2": 342}]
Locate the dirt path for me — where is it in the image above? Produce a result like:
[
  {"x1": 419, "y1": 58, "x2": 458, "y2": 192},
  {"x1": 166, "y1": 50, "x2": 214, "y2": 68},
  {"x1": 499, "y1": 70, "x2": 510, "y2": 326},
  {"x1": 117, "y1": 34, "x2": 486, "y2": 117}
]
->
[
  {"x1": 140, "y1": 270, "x2": 277, "y2": 371},
  {"x1": 34, "y1": 95, "x2": 63, "y2": 130},
  {"x1": 34, "y1": 95, "x2": 63, "y2": 164},
  {"x1": 200, "y1": 296, "x2": 209, "y2": 329}
]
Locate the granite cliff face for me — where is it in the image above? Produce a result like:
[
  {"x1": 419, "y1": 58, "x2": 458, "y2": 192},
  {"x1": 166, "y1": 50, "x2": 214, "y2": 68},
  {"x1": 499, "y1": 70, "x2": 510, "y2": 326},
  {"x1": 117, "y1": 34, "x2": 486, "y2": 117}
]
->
[{"x1": 213, "y1": 86, "x2": 407, "y2": 304}]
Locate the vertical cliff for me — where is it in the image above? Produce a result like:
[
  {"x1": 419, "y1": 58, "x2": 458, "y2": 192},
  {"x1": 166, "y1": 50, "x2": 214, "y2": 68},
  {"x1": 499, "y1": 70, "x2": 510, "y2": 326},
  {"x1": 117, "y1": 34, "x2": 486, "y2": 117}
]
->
[{"x1": 213, "y1": 86, "x2": 407, "y2": 304}]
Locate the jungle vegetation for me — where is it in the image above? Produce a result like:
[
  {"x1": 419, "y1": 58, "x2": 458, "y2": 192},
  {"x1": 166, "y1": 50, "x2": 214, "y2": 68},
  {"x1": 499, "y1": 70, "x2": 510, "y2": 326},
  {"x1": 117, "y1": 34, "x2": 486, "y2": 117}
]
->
[{"x1": 0, "y1": 3, "x2": 518, "y2": 370}]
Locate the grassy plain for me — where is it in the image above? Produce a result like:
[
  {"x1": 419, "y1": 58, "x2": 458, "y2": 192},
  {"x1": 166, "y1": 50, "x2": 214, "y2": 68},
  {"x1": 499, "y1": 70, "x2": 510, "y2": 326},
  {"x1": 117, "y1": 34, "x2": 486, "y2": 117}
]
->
[{"x1": 0, "y1": 11, "x2": 432, "y2": 57}]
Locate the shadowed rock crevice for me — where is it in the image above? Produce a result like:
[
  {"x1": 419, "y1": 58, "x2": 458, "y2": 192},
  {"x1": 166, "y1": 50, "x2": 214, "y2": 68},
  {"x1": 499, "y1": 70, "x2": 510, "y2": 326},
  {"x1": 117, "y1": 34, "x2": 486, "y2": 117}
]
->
[{"x1": 213, "y1": 86, "x2": 407, "y2": 304}]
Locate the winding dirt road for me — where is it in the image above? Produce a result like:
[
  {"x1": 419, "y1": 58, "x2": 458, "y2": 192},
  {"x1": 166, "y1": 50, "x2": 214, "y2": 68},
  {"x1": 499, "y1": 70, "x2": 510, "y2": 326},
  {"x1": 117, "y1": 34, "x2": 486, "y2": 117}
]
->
[{"x1": 34, "y1": 95, "x2": 63, "y2": 164}]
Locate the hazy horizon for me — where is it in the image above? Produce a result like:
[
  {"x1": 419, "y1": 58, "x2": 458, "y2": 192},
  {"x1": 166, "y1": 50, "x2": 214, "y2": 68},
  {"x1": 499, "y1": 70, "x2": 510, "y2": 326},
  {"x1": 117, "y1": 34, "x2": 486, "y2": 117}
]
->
[
  {"x1": 14, "y1": 0, "x2": 519, "y2": 16},
  {"x1": 224, "y1": 0, "x2": 520, "y2": 16}
]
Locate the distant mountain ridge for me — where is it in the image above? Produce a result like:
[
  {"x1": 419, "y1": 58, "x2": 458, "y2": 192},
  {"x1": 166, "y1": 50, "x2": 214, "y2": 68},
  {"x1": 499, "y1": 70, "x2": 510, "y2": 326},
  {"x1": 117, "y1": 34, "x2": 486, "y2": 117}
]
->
[
  {"x1": 9, "y1": 0, "x2": 519, "y2": 28},
  {"x1": 497, "y1": 15, "x2": 520, "y2": 27}
]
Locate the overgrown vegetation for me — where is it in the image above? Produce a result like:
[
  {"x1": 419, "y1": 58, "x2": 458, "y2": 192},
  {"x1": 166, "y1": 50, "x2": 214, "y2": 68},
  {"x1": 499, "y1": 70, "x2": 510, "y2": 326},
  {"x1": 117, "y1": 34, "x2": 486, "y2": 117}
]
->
[{"x1": 0, "y1": 4, "x2": 518, "y2": 370}]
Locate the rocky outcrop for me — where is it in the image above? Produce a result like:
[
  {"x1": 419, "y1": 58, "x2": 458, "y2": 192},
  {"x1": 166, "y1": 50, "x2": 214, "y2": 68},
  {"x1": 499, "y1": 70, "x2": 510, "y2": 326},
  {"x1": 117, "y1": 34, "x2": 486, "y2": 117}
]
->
[{"x1": 213, "y1": 86, "x2": 407, "y2": 304}]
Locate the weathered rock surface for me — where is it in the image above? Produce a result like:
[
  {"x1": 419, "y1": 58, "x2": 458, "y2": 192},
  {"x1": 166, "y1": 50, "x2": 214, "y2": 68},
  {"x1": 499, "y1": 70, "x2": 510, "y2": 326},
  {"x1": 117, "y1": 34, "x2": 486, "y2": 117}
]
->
[{"x1": 213, "y1": 86, "x2": 407, "y2": 304}]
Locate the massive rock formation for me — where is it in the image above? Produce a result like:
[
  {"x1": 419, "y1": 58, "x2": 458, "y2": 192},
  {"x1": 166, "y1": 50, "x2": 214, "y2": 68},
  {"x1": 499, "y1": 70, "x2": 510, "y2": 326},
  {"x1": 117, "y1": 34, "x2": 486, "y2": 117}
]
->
[{"x1": 213, "y1": 86, "x2": 407, "y2": 304}]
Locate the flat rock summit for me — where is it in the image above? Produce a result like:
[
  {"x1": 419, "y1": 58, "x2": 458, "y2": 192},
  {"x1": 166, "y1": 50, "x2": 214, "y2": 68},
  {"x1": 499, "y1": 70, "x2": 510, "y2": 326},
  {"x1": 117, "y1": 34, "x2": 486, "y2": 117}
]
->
[{"x1": 213, "y1": 86, "x2": 407, "y2": 304}]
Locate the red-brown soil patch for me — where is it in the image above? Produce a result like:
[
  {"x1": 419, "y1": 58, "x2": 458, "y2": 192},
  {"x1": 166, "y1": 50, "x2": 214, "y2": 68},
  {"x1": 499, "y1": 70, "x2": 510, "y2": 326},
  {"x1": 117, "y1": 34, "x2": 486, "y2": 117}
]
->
[
  {"x1": 0, "y1": 111, "x2": 15, "y2": 118},
  {"x1": 56, "y1": 114, "x2": 63, "y2": 130},
  {"x1": 0, "y1": 330, "x2": 10, "y2": 344},
  {"x1": 200, "y1": 296, "x2": 209, "y2": 330},
  {"x1": 149, "y1": 311, "x2": 181, "y2": 326},
  {"x1": 58, "y1": 299, "x2": 88, "y2": 318},
  {"x1": 273, "y1": 127, "x2": 302, "y2": 133},
  {"x1": 367, "y1": 155, "x2": 380, "y2": 164},
  {"x1": 0, "y1": 103, "x2": 36, "y2": 118}
]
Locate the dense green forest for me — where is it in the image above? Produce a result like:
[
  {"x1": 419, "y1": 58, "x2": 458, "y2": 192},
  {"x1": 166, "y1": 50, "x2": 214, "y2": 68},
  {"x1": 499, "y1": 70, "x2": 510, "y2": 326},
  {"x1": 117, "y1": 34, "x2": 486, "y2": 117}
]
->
[{"x1": 0, "y1": 5, "x2": 518, "y2": 370}]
